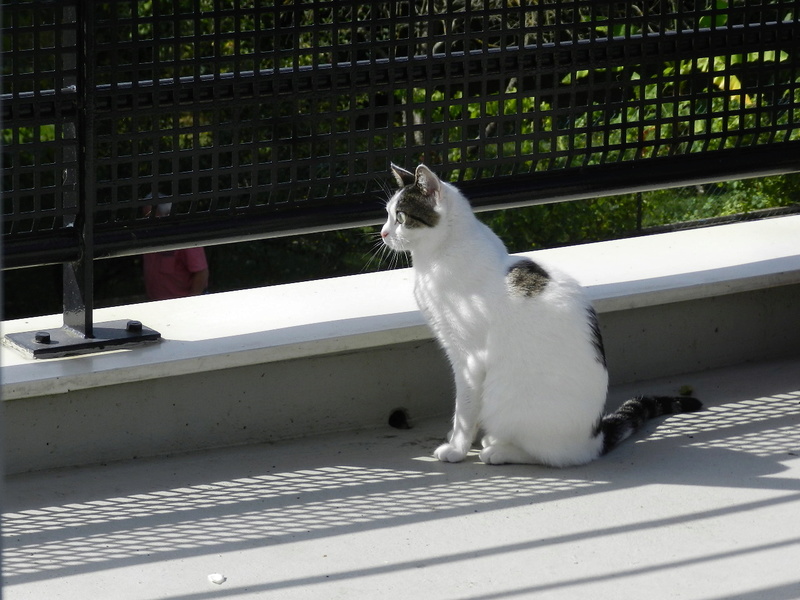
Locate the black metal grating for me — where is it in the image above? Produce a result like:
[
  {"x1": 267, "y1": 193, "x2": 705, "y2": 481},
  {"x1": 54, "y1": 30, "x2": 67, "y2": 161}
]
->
[
  {"x1": 3, "y1": 0, "x2": 800, "y2": 269},
  {"x1": 2, "y1": 1, "x2": 81, "y2": 262}
]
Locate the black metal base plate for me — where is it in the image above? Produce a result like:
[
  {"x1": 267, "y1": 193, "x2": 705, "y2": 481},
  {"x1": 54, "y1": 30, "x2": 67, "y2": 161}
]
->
[{"x1": 3, "y1": 320, "x2": 161, "y2": 359}]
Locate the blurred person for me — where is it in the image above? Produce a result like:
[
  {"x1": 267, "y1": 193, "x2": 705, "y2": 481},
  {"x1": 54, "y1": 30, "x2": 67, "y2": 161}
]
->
[{"x1": 142, "y1": 203, "x2": 209, "y2": 300}]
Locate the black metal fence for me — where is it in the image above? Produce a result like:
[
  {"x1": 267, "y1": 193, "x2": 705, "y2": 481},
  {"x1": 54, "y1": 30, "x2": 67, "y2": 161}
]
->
[{"x1": 2, "y1": 1, "x2": 800, "y2": 353}]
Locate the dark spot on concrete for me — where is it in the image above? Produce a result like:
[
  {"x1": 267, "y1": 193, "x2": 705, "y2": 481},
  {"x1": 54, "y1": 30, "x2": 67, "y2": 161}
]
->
[{"x1": 388, "y1": 408, "x2": 412, "y2": 430}]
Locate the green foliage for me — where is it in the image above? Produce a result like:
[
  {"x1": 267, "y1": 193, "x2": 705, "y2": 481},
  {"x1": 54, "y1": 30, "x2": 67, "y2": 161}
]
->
[
  {"x1": 482, "y1": 172, "x2": 800, "y2": 252},
  {"x1": 480, "y1": 196, "x2": 639, "y2": 250},
  {"x1": 641, "y1": 175, "x2": 800, "y2": 227},
  {"x1": 3, "y1": 1, "x2": 799, "y2": 318}
]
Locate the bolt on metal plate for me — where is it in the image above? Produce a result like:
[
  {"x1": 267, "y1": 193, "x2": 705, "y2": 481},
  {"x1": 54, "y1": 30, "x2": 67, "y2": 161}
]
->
[{"x1": 3, "y1": 320, "x2": 161, "y2": 359}]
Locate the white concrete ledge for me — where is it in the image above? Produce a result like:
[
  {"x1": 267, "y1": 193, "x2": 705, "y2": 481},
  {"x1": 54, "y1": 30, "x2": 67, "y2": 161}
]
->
[{"x1": 3, "y1": 215, "x2": 800, "y2": 402}]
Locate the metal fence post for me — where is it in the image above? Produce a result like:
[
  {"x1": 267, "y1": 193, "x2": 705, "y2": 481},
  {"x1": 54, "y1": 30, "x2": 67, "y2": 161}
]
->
[
  {"x1": 61, "y1": 0, "x2": 93, "y2": 338},
  {"x1": 3, "y1": 0, "x2": 160, "y2": 359}
]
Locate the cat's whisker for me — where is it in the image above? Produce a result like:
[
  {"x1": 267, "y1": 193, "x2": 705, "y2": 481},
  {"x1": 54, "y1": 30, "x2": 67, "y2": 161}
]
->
[
  {"x1": 360, "y1": 222, "x2": 413, "y2": 272},
  {"x1": 373, "y1": 176, "x2": 394, "y2": 201},
  {"x1": 361, "y1": 230, "x2": 396, "y2": 273},
  {"x1": 397, "y1": 249, "x2": 411, "y2": 270},
  {"x1": 386, "y1": 246, "x2": 408, "y2": 271},
  {"x1": 362, "y1": 241, "x2": 388, "y2": 272},
  {"x1": 387, "y1": 248, "x2": 399, "y2": 271},
  {"x1": 361, "y1": 243, "x2": 380, "y2": 272}
]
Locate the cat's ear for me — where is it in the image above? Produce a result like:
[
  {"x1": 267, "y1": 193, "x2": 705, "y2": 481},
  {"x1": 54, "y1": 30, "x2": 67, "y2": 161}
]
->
[
  {"x1": 414, "y1": 164, "x2": 441, "y2": 199},
  {"x1": 390, "y1": 163, "x2": 415, "y2": 188}
]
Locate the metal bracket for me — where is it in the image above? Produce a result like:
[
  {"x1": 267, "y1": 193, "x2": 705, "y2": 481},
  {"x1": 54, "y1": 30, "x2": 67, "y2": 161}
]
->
[{"x1": 3, "y1": 320, "x2": 161, "y2": 359}]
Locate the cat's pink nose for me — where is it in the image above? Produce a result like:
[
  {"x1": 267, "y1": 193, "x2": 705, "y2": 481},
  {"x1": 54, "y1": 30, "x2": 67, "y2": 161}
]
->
[{"x1": 381, "y1": 230, "x2": 388, "y2": 238}]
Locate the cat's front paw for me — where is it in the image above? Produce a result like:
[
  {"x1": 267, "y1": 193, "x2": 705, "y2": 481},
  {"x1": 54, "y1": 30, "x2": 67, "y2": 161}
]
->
[{"x1": 434, "y1": 443, "x2": 467, "y2": 463}]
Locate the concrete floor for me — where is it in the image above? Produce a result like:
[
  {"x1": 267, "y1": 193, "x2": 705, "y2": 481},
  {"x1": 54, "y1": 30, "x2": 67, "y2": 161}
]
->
[{"x1": 3, "y1": 357, "x2": 800, "y2": 600}]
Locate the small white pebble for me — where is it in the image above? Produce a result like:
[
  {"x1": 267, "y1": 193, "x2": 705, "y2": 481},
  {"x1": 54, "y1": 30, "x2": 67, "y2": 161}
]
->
[{"x1": 208, "y1": 573, "x2": 227, "y2": 585}]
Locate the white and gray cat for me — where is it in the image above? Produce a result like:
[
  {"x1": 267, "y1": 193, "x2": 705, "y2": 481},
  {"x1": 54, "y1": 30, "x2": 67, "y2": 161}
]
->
[{"x1": 380, "y1": 163, "x2": 701, "y2": 467}]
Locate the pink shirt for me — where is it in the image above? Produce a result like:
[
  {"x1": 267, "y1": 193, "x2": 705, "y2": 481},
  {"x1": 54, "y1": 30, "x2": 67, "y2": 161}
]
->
[{"x1": 143, "y1": 248, "x2": 208, "y2": 300}]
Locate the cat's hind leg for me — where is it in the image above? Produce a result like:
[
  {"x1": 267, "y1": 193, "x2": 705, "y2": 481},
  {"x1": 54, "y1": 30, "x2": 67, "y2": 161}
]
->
[{"x1": 479, "y1": 441, "x2": 537, "y2": 465}]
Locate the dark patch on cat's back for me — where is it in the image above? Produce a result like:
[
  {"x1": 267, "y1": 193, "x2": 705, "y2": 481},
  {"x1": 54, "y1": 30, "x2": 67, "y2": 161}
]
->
[
  {"x1": 506, "y1": 259, "x2": 550, "y2": 298},
  {"x1": 587, "y1": 306, "x2": 607, "y2": 367},
  {"x1": 396, "y1": 185, "x2": 440, "y2": 228}
]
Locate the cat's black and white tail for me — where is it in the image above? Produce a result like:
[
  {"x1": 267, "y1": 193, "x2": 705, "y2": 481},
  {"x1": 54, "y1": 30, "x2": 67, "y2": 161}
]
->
[{"x1": 599, "y1": 395, "x2": 702, "y2": 455}]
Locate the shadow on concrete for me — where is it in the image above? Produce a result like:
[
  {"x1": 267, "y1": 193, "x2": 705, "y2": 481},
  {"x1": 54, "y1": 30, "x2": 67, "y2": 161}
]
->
[{"x1": 3, "y1": 358, "x2": 800, "y2": 599}]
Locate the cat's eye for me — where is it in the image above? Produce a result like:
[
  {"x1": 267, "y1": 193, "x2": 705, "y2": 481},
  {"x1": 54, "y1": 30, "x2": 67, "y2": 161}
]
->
[{"x1": 395, "y1": 211, "x2": 407, "y2": 225}]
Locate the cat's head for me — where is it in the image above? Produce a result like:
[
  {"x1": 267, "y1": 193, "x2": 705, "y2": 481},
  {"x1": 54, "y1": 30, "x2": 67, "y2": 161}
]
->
[{"x1": 380, "y1": 163, "x2": 446, "y2": 253}]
